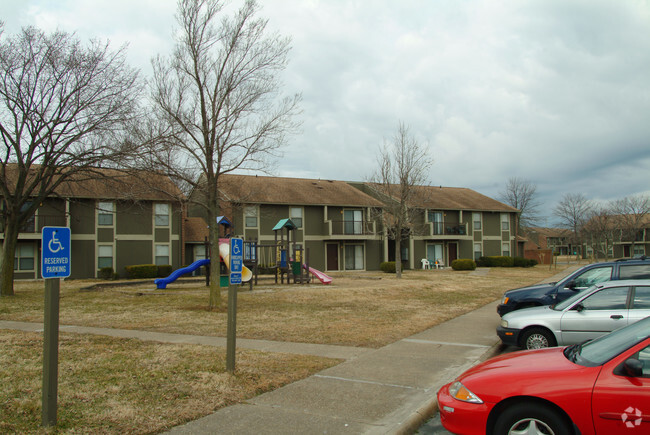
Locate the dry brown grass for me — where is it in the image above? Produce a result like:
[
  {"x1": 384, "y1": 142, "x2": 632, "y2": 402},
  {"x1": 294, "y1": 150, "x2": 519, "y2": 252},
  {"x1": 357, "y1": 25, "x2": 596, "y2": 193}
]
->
[
  {"x1": 2, "y1": 265, "x2": 570, "y2": 348},
  {"x1": 0, "y1": 264, "x2": 574, "y2": 433},
  {"x1": 0, "y1": 330, "x2": 337, "y2": 434}
]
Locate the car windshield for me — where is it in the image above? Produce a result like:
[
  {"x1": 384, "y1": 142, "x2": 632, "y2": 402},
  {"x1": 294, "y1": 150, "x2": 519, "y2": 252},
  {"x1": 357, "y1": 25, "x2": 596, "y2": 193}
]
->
[
  {"x1": 552, "y1": 285, "x2": 596, "y2": 311},
  {"x1": 565, "y1": 316, "x2": 650, "y2": 366}
]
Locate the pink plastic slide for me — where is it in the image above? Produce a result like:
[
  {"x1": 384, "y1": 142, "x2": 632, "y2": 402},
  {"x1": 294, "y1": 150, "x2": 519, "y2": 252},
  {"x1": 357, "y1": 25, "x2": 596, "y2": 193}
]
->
[{"x1": 303, "y1": 264, "x2": 332, "y2": 284}]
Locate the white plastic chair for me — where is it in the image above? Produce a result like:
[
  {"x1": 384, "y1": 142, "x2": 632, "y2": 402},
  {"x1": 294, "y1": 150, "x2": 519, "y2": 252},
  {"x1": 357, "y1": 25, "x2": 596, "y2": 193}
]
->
[
  {"x1": 435, "y1": 259, "x2": 444, "y2": 269},
  {"x1": 421, "y1": 259, "x2": 430, "y2": 270}
]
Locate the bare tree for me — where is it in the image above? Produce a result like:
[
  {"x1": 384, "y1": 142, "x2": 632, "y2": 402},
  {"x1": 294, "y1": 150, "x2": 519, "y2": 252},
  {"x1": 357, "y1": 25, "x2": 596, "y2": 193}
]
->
[
  {"x1": 611, "y1": 194, "x2": 650, "y2": 256},
  {"x1": 583, "y1": 203, "x2": 615, "y2": 260},
  {"x1": 0, "y1": 27, "x2": 141, "y2": 296},
  {"x1": 499, "y1": 177, "x2": 542, "y2": 230},
  {"x1": 553, "y1": 193, "x2": 593, "y2": 259},
  {"x1": 144, "y1": 0, "x2": 300, "y2": 309},
  {"x1": 370, "y1": 122, "x2": 433, "y2": 278}
]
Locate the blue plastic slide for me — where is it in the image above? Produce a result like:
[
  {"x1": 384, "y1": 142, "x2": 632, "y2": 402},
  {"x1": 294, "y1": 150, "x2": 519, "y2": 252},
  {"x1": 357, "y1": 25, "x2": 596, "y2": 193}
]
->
[{"x1": 154, "y1": 258, "x2": 211, "y2": 289}]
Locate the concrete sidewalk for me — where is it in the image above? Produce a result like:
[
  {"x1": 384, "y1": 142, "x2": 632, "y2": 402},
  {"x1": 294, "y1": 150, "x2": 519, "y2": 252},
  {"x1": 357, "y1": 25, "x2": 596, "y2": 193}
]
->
[
  {"x1": 165, "y1": 300, "x2": 502, "y2": 435},
  {"x1": 2, "y1": 266, "x2": 577, "y2": 434},
  {"x1": 0, "y1": 301, "x2": 502, "y2": 434}
]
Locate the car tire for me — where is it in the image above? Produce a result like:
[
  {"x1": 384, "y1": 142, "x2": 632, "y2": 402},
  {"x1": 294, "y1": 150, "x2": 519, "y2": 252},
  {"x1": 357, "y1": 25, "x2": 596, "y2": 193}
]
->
[
  {"x1": 493, "y1": 402, "x2": 572, "y2": 435},
  {"x1": 521, "y1": 327, "x2": 556, "y2": 350}
]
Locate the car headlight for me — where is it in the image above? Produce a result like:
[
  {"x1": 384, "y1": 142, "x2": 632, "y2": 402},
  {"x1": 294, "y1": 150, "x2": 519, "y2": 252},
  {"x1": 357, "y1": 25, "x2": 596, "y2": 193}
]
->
[
  {"x1": 501, "y1": 295, "x2": 509, "y2": 304},
  {"x1": 501, "y1": 319, "x2": 508, "y2": 328},
  {"x1": 448, "y1": 381, "x2": 483, "y2": 404}
]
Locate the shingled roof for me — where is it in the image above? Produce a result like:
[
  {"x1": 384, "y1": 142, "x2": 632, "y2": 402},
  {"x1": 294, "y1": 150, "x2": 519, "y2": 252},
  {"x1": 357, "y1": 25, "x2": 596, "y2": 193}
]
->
[
  {"x1": 3, "y1": 164, "x2": 183, "y2": 201},
  {"x1": 365, "y1": 183, "x2": 519, "y2": 212},
  {"x1": 217, "y1": 174, "x2": 384, "y2": 207}
]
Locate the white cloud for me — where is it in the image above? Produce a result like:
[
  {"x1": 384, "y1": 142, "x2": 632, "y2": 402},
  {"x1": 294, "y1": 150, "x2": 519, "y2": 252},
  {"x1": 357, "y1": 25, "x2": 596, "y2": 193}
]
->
[{"x1": 3, "y1": 0, "x2": 650, "y2": 222}]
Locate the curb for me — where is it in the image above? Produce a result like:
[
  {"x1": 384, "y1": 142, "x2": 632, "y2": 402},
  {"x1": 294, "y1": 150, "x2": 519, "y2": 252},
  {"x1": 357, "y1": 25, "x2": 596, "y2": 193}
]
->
[{"x1": 393, "y1": 340, "x2": 505, "y2": 434}]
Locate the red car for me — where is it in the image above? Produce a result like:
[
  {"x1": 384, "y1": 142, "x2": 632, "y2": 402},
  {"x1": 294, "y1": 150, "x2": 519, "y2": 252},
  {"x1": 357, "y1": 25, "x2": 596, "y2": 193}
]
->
[{"x1": 437, "y1": 316, "x2": 650, "y2": 434}]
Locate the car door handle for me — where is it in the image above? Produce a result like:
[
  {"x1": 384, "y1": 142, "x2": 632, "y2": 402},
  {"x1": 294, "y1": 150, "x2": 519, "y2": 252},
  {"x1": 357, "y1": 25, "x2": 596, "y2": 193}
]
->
[{"x1": 611, "y1": 315, "x2": 624, "y2": 319}]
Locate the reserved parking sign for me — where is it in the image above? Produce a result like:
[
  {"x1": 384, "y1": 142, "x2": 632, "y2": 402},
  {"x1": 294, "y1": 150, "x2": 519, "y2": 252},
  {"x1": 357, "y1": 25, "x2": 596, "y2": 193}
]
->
[{"x1": 41, "y1": 227, "x2": 71, "y2": 279}]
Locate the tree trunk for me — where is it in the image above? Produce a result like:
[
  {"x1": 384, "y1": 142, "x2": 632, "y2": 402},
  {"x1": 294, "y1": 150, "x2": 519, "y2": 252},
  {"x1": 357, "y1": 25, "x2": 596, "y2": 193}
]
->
[
  {"x1": 208, "y1": 207, "x2": 222, "y2": 310},
  {"x1": 395, "y1": 223, "x2": 402, "y2": 279},
  {"x1": 0, "y1": 221, "x2": 19, "y2": 296}
]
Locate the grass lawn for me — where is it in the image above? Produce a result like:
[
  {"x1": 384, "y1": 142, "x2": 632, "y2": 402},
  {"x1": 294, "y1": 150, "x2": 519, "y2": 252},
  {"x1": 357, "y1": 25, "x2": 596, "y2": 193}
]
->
[{"x1": 0, "y1": 264, "x2": 573, "y2": 433}]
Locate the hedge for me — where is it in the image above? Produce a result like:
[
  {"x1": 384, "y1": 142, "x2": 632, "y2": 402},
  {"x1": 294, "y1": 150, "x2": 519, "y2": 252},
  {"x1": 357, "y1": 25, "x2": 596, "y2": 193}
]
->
[
  {"x1": 451, "y1": 259, "x2": 477, "y2": 270},
  {"x1": 476, "y1": 256, "x2": 514, "y2": 267},
  {"x1": 476, "y1": 256, "x2": 538, "y2": 268},
  {"x1": 380, "y1": 262, "x2": 396, "y2": 273},
  {"x1": 125, "y1": 264, "x2": 159, "y2": 279}
]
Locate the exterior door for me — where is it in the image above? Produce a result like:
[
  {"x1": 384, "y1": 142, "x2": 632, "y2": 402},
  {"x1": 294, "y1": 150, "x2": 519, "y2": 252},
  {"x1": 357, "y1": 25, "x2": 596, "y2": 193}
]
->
[
  {"x1": 559, "y1": 286, "x2": 630, "y2": 344},
  {"x1": 326, "y1": 243, "x2": 339, "y2": 271},
  {"x1": 448, "y1": 243, "x2": 458, "y2": 264}
]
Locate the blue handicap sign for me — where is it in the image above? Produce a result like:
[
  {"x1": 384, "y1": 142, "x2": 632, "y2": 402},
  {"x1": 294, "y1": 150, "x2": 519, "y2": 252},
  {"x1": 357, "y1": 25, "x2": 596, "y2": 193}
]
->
[
  {"x1": 230, "y1": 238, "x2": 243, "y2": 284},
  {"x1": 42, "y1": 227, "x2": 71, "y2": 278}
]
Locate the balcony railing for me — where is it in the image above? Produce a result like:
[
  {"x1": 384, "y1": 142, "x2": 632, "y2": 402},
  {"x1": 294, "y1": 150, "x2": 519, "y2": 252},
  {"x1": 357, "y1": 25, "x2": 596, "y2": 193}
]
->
[
  {"x1": 326, "y1": 220, "x2": 376, "y2": 236},
  {"x1": 416, "y1": 222, "x2": 468, "y2": 237},
  {"x1": 12, "y1": 215, "x2": 67, "y2": 233}
]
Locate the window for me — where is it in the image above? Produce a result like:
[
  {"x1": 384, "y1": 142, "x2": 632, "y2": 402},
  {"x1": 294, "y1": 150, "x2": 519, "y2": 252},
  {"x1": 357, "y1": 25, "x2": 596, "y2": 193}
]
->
[
  {"x1": 473, "y1": 213, "x2": 482, "y2": 231},
  {"x1": 633, "y1": 245, "x2": 646, "y2": 256},
  {"x1": 344, "y1": 244, "x2": 364, "y2": 270},
  {"x1": 428, "y1": 211, "x2": 443, "y2": 235},
  {"x1": 20, "y1": 202, "x2": 36, "y2": 232},
  {"x1": 344, "y1": 210, "x2": 363, "y2": 235},
  {"x1": 245, "y1": 206, "x2": 258, "y2": 228},
  {"x1": 502, "y1": 242, "x2": 510, "y2": 257},
  {"x1": 474, "y1": 243, "x2": 482, "y2": 261},
  {"x1": 155, "y1": 203, "x2": 169, "y2": 226},
  {"x1": 632, "y1": 286, "x2": 650, "y2": 309},
  {"x1": 572, "y1": 266, "x2": 612, "y2": 289},
  {"x1": 579, "y1": 286, "x2": 628, "y2": 310},
  {"x1": 620, "y1": 264, "x2": 650, "y2": 280},
  {"x1": 290, "y1": 207, "x2": 303, "y2": 228},
  {"x1": 98, "y1": 245, "x2": 113, "y2": 269},
  {"x1": 501, "y1": 213, "x2": 510, "y2": 231},
  {"x1": 155, "y1": 244, "x2": 170, "y2": 265},
  {"x1": 427, "y1": 244, "x2": 443, "y2": 264},
  {"x1": 14, "y1": 244, "x2": 35, "y2": 270},
  {"x1": 194, "y1": 244, "x2": 206, "y2": 261},
  {"x1": 98, "y1": 202, "x2": 114, "y2": 226}
]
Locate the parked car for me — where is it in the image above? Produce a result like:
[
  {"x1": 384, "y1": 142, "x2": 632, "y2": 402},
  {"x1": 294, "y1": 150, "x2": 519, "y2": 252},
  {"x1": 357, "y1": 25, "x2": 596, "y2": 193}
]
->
[
  {"x1": 497, "y1": 257, "x2": 650, "y2": 316},
  {"x1": 498, "y1": 280, "x2": 650, "y2": 349},
  {"x1": 437, "y1": 315, "x2": 650, "y2": 435}
]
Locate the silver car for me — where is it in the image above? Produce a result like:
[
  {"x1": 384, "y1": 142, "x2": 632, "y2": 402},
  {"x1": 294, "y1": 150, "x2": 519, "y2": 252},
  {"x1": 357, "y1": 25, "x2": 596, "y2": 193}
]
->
[{"x1": 497, "y1": 280, "x2": 650, "y2": 349}]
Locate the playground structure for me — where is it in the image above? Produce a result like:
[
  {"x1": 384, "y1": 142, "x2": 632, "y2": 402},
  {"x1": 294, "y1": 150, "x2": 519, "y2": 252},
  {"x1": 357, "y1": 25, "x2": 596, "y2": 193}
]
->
[{"x1": 155, "y1": 217, "x2": 332, "y2": 289}]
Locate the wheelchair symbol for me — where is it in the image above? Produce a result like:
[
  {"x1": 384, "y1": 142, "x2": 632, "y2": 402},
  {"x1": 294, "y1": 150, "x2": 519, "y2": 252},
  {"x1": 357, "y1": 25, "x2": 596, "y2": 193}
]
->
[
  {"x1": 48, "y1": 230, "x2": 64, "y2": 253},
  {"x1": 232, "y1": 243, "x2": 241, "y2": 255}
]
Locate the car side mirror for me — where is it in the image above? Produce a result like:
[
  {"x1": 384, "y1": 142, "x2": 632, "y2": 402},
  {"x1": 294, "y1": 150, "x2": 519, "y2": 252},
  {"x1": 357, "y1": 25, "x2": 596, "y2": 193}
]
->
[
  {"x1": 623, "y1": 358, "x2": 644, "y2": 377},
  {"x1": 566, "y1": 281, "x2": 577, "y2": 290},
  {"x1": 573, "y1": 303, "x2": 585, "y2": 312}
]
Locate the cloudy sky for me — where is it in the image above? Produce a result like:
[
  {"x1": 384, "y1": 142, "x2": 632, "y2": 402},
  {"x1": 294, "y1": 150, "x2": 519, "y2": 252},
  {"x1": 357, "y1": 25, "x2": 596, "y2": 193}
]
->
[{"x1": 4, "y1": 0, "x2": 650, "y2": 224}]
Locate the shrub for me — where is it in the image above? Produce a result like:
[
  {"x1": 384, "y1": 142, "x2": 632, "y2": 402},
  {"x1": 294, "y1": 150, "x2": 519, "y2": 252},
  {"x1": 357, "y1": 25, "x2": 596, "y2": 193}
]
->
[
  {"x1": 97, "y1": 267, "x2": 115, "y2": 280},
  {"x1": 157, "y1": 265, "x2": 173, "y2": 278},
  {"x1": 477, "y1": 256, "x2": 514, "y2": 267},
  {"x1": 513, "y1": 257, "x2": 538, "y2": 268},
  {"x1": 380, "y1": 262, "x2": 396, "y2": 273},
  {"x1": 125, "y1": 264, "x2": 158, "y2": 279},
  {"x1": 451, "y1": 259, "x2": 476, "y2": 270}
]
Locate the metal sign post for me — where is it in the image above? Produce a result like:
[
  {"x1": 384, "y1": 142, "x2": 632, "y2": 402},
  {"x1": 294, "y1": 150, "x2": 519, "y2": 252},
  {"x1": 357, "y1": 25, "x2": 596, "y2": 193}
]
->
[
  {"x1": 226, "y1": 238, "x2": 243, "y2": 373},
  {"x1": 41, "y1": 227, "x2": 71, "y2": 427}
]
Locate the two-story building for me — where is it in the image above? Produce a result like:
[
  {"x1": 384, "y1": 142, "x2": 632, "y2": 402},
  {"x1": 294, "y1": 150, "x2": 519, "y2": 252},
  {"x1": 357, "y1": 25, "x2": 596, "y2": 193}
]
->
[
  {"x1": 187, "y1": 175, "x2": 520, "y2": 272},
  {"x1": 186, "y1": 174, "x2": 386, "y2": 272},
  {"x1": 352, "y1": 183, "x2": 519, "y2": 269},
  {"x1": 2, "y1": 168, "x2": 183, "y2": 279}
]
